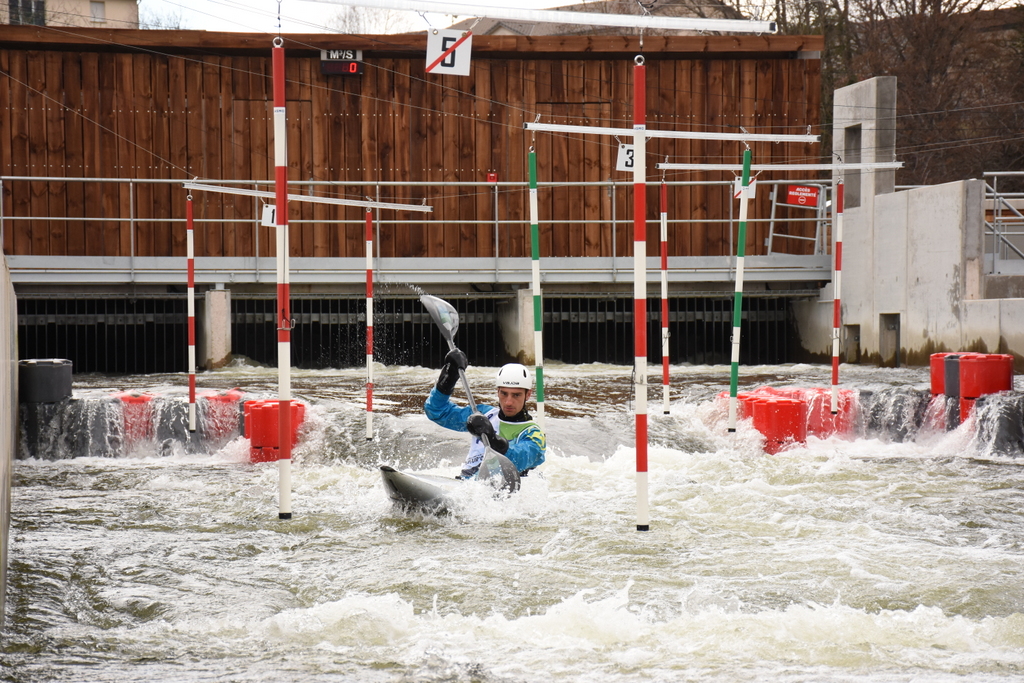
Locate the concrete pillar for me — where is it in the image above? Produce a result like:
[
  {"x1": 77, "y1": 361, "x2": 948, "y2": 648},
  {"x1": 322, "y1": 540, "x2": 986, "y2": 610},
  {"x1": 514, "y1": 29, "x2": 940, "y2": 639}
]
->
[
  {"x1": 0, "y1": 257, "x2": 16, "y2": 630},
  {"x1": 831, "y1": 76, "x2": 898, "y2": 364},
  {"x1": 832, "y1": 76, "x2": 897, "y2": 210},
  {"x1": 198, "y1": 288, "x2": 232, "y2": 370},
  {"x1": 497, "y1": 289, "x2": 535, "y2": 365}
]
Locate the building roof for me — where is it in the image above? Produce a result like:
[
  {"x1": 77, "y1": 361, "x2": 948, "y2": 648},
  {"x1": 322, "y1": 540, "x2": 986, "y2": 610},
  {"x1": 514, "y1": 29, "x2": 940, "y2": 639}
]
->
[{"x1": 448, "y1": 0, "x2": 749, "y2": 36}]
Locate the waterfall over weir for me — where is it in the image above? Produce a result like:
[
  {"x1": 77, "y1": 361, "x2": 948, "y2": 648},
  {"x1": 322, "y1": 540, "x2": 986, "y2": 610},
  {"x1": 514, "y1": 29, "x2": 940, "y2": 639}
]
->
[
  {"x1": 19, "y1": 383, "x2": 1024, "y2": 462},
  {"x1": 19, "y1": 390, "x2": 247, "y2": 460}
]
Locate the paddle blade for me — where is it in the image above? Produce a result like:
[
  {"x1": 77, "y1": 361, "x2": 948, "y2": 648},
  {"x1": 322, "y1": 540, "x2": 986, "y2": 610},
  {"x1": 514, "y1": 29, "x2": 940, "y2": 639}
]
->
[
  {"x1": 477, "y1": 450, "x2": 521, "y2": 494},
  {"x1": 420, "y1": 295, "x2": 460, "y2": 345}
]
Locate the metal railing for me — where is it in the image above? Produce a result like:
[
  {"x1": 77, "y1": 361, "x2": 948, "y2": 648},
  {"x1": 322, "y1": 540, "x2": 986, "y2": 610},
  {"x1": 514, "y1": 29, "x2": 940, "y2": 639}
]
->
[
  {"x1": 984, "y1": 172, "x2": 1024, "y2": 274},
  {"x1": 0, "y1": 176, "x2": 835, "y2": 286}
]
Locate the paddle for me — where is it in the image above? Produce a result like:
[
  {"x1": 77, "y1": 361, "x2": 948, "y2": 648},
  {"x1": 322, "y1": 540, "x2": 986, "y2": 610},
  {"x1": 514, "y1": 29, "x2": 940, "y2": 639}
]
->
[{"x1": 421, "y1": 294, "x2": 521, "y2": 493}]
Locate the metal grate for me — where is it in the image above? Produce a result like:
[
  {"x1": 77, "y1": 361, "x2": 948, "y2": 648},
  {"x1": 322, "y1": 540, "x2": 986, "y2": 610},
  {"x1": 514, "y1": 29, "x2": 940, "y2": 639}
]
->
[
  {"x1": 543, "y1": 296, "x2": 790, "y2": 366},
  {"x1": 18, "y1": 295, "x2": 187, "y2": 374},
  {"x1": 231, "y1": 295, "x2": 508, "y2": 370},
  {"x1": 16, "y1": 293, "x2": 791, "y2": 374}
]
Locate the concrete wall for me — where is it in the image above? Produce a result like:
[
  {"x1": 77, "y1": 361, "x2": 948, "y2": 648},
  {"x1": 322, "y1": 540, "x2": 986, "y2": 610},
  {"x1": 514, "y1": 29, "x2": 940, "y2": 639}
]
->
[
  {"x1": 0, "y1": 255, "x2": 17, "y2": 629},
  {"x1": 794, "y1": 75, "x2": 1024, "y2": 368}
]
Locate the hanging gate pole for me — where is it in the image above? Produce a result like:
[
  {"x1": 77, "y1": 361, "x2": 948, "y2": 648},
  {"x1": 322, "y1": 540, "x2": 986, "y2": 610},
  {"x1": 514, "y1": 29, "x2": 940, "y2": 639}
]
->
[
  {"x1": 633, "y1": 56, "x2": 649, "y2": 532},
  {"x1": 187, "y1": 194, "x2": 196, "y2": 432},
  {"x1": 365, "y1": 208, "x2": 375, "y2": 439},
  {"x1": 659, "y1": 180, "x2": 670, "y2": 415},
  {"x1": 528, "y1": 149, "x2": 546, "y2": 428},
  {"x1": 831, "y1": 181, "x2": 845, "y2": 413},
  {"x1": 272, "y1": 38, "x2": 293, "y2": 520},
  {"x1": 727, "y1": 149, "x2": 753, "y2": 433}
]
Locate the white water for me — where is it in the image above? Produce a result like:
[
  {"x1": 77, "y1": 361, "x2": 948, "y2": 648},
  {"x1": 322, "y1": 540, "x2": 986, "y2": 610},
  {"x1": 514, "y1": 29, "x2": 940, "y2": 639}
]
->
[{"x1": 4, "y1": 362, "x2": 1024, "y2": 682}]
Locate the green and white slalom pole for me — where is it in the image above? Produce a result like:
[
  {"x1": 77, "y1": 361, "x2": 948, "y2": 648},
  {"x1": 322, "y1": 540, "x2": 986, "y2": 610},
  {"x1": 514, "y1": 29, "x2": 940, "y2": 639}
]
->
[
  {"x1": 727, "y1": 148, "x2": 752, "y2": 433},
  {"x1": 528, "y1": 148, "x2": 545, "y2": 428}
]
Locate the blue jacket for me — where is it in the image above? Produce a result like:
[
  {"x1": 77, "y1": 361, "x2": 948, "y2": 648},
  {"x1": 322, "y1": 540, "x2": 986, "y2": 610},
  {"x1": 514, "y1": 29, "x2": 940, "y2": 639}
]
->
[{"x1": 424, "y1": 387, "x2": 546, "y2": 476}]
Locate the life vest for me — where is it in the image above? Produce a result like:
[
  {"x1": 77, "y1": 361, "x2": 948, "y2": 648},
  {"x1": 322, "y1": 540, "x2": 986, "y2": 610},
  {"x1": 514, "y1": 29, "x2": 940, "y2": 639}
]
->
[{"x1": 460, "y1": 407, "x2": 540, "y2": 478}]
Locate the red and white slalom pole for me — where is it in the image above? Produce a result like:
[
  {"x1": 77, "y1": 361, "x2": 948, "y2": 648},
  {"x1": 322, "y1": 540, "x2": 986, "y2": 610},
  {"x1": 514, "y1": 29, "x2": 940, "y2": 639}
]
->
[
  {"x1": 659, "y1": 180, "x2": 670, "y2": 415},
  {"x1": 365, "y1": 208, "x2": 374, "y2": 440},
  {"x1": 187, "y1": 194, "x2": 196, "y2": 432},
  {"x1": 633, "y1": 56, "x2": 649, "y2": 532},
  {"x1": 831, "y1": 181, "x2": 844, "y2": 414},
  {"x1": 273, "y1": 38, "x2": 293, "y2": 520}
]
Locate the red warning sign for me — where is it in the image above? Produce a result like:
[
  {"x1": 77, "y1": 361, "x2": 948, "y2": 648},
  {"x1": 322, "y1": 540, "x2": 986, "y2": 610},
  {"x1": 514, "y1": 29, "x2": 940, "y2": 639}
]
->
[{"x1": 786, "y1": 185, "x2": 820, "y2": 206}]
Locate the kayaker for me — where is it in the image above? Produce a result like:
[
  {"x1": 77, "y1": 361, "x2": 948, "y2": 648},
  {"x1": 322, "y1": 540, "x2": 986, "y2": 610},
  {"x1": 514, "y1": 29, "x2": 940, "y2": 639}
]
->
[{"x1": 424, "y1": 349, "x2": 546, "y2": 478}]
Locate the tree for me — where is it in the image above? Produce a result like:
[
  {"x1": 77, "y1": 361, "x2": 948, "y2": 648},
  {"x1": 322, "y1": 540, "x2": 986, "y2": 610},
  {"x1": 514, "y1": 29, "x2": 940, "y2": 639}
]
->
[
  {"x1": 327, "y1": 6, "x2": 420, "y2": 34},
  {"x1": 768, "y1": 0, "x2": 1024, "y2": 188}
]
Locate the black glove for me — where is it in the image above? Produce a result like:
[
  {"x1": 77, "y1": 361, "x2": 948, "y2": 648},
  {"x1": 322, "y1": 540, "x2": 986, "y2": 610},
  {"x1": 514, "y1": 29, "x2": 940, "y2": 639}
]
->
[
  {"x1": 435, "y1": 348, "x2": 468, "y2": 395},
  {"x1": 466, "y1": 414, "x2": 509, "y2": 454}
]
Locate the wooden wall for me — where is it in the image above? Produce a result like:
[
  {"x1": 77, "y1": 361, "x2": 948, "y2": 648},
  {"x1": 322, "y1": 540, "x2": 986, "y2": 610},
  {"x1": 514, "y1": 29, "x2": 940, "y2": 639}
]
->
[{"x1": 0, "y1": 27, "x2": 823, "y2": 260}]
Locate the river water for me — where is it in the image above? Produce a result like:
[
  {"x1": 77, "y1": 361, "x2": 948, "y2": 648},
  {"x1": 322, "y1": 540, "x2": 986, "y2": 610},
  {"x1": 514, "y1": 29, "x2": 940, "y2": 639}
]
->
[{"x1": 3, "y1": 362, "x2": 1024, "y2": 682}]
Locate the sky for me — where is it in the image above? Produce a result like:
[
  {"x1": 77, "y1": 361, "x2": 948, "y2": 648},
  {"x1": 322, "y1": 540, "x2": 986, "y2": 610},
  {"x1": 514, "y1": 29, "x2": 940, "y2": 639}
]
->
[{"x1": 136, "y1": 0, "x2": 560, "y2": 33}]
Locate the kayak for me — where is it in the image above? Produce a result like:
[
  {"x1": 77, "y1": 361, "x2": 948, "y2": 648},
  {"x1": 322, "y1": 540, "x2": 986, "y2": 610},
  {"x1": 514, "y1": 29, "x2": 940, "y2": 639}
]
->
[{"x1": 379, "y1": 465, "x2": 461, "y2": 512}]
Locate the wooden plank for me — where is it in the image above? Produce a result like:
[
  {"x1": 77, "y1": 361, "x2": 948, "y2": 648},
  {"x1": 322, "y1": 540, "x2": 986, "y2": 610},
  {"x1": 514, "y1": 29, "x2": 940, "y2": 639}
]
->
[
  {"x1": 26, "y1": 50, "x2": 49, "y2": 256},
  {"x1": 456, "y1": 81, "x2": 477, "y2": 258},
  {"x1": 673, "y1": 59, "x2": 694, "y2": 257},
  {"x1": 509, "y1": 59, "x2": 531, "y2": 260},
  {"x1": 219, "y1": 56, "x2": 240, "y2": 257},
  {"x1": 251, "y1": 99, "x2": 272, "y2": 258},
  {"x1": 97, "y1": 53, "x2": 120, "y2": 256},
  {"x1": 133, "y1": 54, "x2": 155, "y2": 258},
  {"x1": 201, "y1": 57, "x2": 224, "y2": 257},
  {"x1": 41, "y1": 52, "x2": 67, "y2": 257},
  {"x1": 231, "y1": 101, "x2": 253, "y2": 259},
  {"x1": 687, "y1": 61, "x2": 707, "y2": 257},
  {"x1": 704, "y1": 60, "x2": 725, "y2": 258},
  {"x1": 565, "y1": 60, "x2": 586, "y2": 258},
  {"x1": 148, "y1": 55, "x2": 175, "y2": 257},
  {"x1": 376, "y1": 61, "x2": 398, "y2": 258},
  {"x1": 115, "y1": 53, "x2": 135, "y2": 257},
  {"x1": 7, "y1": 51, "x2": 31, "y2": 255},
  {"x1": 0, "y1": 50, "x2": 16, "y2": 254},
  {"x1": 391, "y1": 59, "x2": 415, "y2": 258},
  {"x1": 420, "y1": 73, "x2": 443, "y2": 259},
  {"x1": 474, "y1": 61, "x2": 493, "y2": 258},
  {"x1": 611, "y1": 58, "x2": 631, "y2": 260},
  {"x1": 738, "y1": 59, "x2": 764, "y2": 254},
  {"x1": 342, "y1": 72, "x2": 362, "y2": 259},
  {"x1": 310, "y1": 58, "x2": 330, "y2": 259},
  {"x1": 300, "y1": 98, "x2": 314, "y2": 257},
  {"x1": 63, "y1": 52, "x2": 86, "y2": 256},
  {"x1": 593, "y1": 60, "x2": 614, "y2": 259},
  {"x1": 295, "y1": 59, "x2": 314, "y2": 258},
  {"x1": 439, "y1": 76, "x2": 461, "y2": 258},
  {"x1": 326, "y1": 73, "x2": 349, "y2": 258},
  {"x1": 486, "y1": 59, "x2": 512, "y2": 259}
]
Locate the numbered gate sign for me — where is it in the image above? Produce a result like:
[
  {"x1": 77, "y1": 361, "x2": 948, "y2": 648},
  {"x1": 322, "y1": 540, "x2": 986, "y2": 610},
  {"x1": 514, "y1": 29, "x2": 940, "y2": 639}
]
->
[
  {"x1": 785, "y1": 185, "x2": 820, "y2": 206},
  {"x1": 261, "y1": 204, "x2": 277, "y2": 227},
  {"x1": 616, "y1": 144, "x2": 635, "y2": 172},
  {"x1": 426, "y1": 30, "x2": 473, "y2": 76}
]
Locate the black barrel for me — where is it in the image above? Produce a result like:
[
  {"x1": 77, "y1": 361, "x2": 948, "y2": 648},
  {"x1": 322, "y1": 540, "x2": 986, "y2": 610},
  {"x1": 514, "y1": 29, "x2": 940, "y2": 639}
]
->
[
  {"x1": 943, "y1": 355, "x2": 961, "y2": 429},
  {"x1": 18, "y1": 359, "x2": 73, "y2": 404}
]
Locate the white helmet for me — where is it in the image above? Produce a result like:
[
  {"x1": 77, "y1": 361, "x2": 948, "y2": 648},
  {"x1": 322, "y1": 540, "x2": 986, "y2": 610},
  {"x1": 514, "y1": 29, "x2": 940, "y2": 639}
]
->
[{"x1": 496, "y1": 363, "x2": 532, "y2": 390}]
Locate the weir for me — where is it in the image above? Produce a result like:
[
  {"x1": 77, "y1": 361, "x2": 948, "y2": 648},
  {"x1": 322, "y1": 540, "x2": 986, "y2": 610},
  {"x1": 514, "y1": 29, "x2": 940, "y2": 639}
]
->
[{"x1": 16, "y1": 374, "x2": 1024, "y2": 461}]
